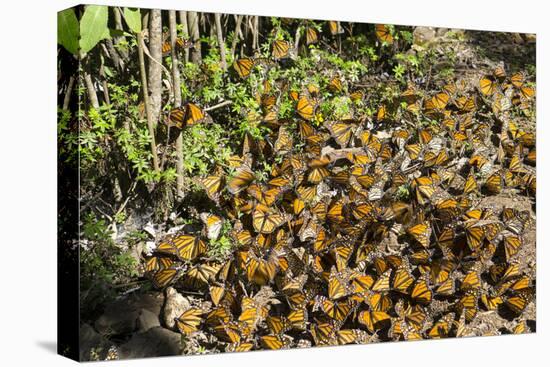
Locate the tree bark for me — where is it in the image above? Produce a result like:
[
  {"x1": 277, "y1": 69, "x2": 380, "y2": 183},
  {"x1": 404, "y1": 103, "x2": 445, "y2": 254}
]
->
[
  {"x1": 62, "y1": 75, "x2": 75, "y2": 110},
  {"x1": 178, "y1": 10, "x2": 190, "y2": 63},
  {"x1": 169, "y1": 10, "x2": 185, "y2": 197},
  {"x1": 137, "y1": 32, "x2": 160, "y2": 174},
  {"x1": 214, "y1": 13, "x2": 227, "y2": 70},
  {"x1": 230, "y1": 15, "x2": 244, "y2": 60},
  {"x1": 147, "y1": 9, "x2": 163, "y2": 125},
  {"x1": 83, "y1": 58, "x2": 99, "y2": 109},
  {"x1": 187, "y1": 11, "x2": 202, "y2": 63}
]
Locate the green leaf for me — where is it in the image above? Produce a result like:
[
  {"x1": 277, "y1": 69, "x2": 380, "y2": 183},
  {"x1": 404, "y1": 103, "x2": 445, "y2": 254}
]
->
[
  {"x1": 79, "y1": 5, "x2": 109, "y2": 54},
  {"x1": 58, "y1": 8, "x2": 79, "y2": 55},
  {"x1": 123, "y1": 7, "x2": 142, "y2": 33}
]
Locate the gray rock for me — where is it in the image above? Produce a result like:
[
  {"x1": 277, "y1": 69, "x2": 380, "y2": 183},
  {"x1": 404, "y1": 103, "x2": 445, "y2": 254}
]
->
[
  {"x1": 118, "y1": 327, "x2": 182, "y2": 359},
  {"x1": 413, "y1": 27, "x2": 436, "y2": 46},
  {"x1": 95, "y1": 292, "x2": 164, "y2": 335},
  {"x1": 137, "y1": 308, "x2": 160, "y2": 332},
  {"x1": 79, "y1": 323, "x2": 114, "y2": 361},
  {"x1": 436, "y1": 28, "x2": 450, "y2": 37},
  {"x1": 163, "y1": 287, "x2": 191, "y2": 330}
]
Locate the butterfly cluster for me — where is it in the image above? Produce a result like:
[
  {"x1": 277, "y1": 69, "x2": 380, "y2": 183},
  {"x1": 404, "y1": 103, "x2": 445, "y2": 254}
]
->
[{"x1": 145, "y1": 25, "x2": 535, "y2": 352}]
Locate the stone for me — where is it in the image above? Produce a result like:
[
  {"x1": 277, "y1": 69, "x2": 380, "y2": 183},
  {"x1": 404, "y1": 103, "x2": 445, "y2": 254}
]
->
[
  {"x1": 137, "y1": 308, "x2": 160, "y2": 332},
  {"x1": 163, "y1": 287, "x2": 191, "y2": 329},
  {"x1": 413, "y1": 27, "x2": 436, "y2": 46},
  {"x1": 95, "y1": 292, "x2": 164, "y2": 336},
  {"x1": 79, "y1": 323, "x2": 114, "y2": 361},
  {"x1": 118, "y1": 327, "x2": 182, "y2": 359}
]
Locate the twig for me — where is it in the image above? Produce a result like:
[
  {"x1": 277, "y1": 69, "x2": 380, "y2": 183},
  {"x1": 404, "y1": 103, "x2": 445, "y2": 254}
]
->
[{"x1": 205, "y1": 100, "x2": 233, "y2": 112}]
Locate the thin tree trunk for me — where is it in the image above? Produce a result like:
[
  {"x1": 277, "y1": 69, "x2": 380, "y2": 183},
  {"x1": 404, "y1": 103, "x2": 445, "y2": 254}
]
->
[
  {"x1": 230, "y1": 15, "x2": 243, "y2": 60},
  {"x1": 83, "y1": 58, "x2": 99, "y2": 109},
  {"x1": 147, "y1": 9, "x2": 163, "y2": 125},
  {"x1": 178, "y1": 11, "x2": 190, "y2": 63},
  {"x1": 188, "y1": 11, "x2": 202, "y2": 63},
  {"x1": 112, "y1": 7, "x2": 128, "y2": 60},
  {"x1": 253, "y1": 16, "x2": 259, "y2": 52},
  {"x1": 169, "y1": 10, "x2": 184, "y2": 197},
  {"x1": 62, "y1": 75, "x2": 75, "y2": 110},
  {"x1": 214, "y1": 13, "x2": 227, "y2": 70},
  {"x1": 137, "y1": 32, "x2": 160, "y2": 174}
]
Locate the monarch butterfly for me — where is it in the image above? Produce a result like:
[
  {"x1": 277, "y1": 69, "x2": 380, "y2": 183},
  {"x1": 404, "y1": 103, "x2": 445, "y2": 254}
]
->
[
  {"x1": 274, "y1": 127, "x2": 292, "y2": 154},
  {"x1": 162, "y1": 38, "x2": 193, "y2": 56},
  {"x1": 328, "y1": 77, "x2": 343, "y2": 93},
  {"x1": 485, "y1": 171, "x2": 503, "y2": 194},
  {"x1": 200, "y1": 213, "x2": 223, "y2": 240},
  {"x1": 464, "y1": 222, "x2": 485, "y2": 251},
  {"x1": 233, "y1": 57, "x2": 255, "y2": 78},
  {"x1": 172, "y1": 234, "x2": 207, "y2": 261},
  {"x1": 260, "y1": 334, "x2": 288, "y2": 350},
  {"x1": 425, "y1": 92, "x2": 450, "y2": 110},
  {"x1": 315, "y1": 296, "x2": 353, "y2": 322},
  {"x1": 168, "y1": 102, "x2": 206, "y2": 128},
  {"x1": 226, "y1": 342, "x2": 254, "y2": 353},
  {"x1": 372, "y1": 269, "x2": 392, "y2": 292},
  {"x1": 145, "y1": 255, "x2": 174, "y2": 273},
  {"x1": 306, "y1": 26, "x2": 319, "y2": 45},
  {"x1": 375, "y1": 24, "x2": 393, "y2": 44},
  {"x1": 435, "y1": 277, "x2": 455, "y2": 296},
  {"x1": 481, "y1": 294, "x2": 503, "y2": 311},
  {"x1": 479, "y1": 75, "x2": 498, "y2": 95},
  {"x1": 463, "y1": 170, "x2": 478, "y2": 194},
  {"x1": 376, "y1": 104, "x2": 388, "y2": 122},
  {"x1": 455, "y1": 96, "x2": 477, "y2": 112},
  {"x1": 296, "y1": 96, "x2": 315, "y2": 120},
  {"x1": 327, "y1": 120, "x2": 356, "y2": 147},
  {"x1": 456, "y1": 291, "x2": 479, "y2": 322},
  {"x1": 307, "y1": 156, "x2": 331, "y2": 184},
  {"x1": 175, "y1": 308, "x2": 203, "y2": 335},
  {"x1": 199, "y1": 174, "x2": 224, "y2": 202},
  {"x1": 183, "y1": 263, "x2": 220, "y2": 289},
  {"x1": 328, "y1": 268, "x2": 353, "y2": 300},
  {"x1": 407, "y1": 222, "x2": 432, "y2": 248},
  {"x1": 427, "y1": 313, "x2": 454, "y2": 338},
  {"x1": 227, "y1": 165, "x2": 255, "y2": 194},
  {"x1": 245, "y1": 250, "x2": 279, "y2": 285},
  {"x1": 151, "y1": 267, "x2": 179, "y2": 288},
  {"x1": 252, "y1": 208, "x2": 286, "y2": 234},
  {"x1": 272, "y1": 40, "x2": 291, "y2": 59},
  {"x1": 328, "y1": 21, "x2": 344, "y2": 35},
  {"x1": 460, "y1": 269, "x2": 481, "y2": 291},
  {"x1": 505, "y1": 291, "x2": 532, "y2": 314},
  {"x1": 358, "y1": 310, "x2": 390, "y2": 333},
  {"x1": 411, "y1": 276, "x2": 433, "y2": 304},
  {"x1": 392, "y1": 266, "x2": 414, "y2": 294},
  {"x1": 503, "y1": 233, "x2": 522, "y2": 261}
]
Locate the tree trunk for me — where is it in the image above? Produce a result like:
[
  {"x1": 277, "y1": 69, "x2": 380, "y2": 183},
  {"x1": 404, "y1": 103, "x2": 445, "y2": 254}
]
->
[
  {"x1": 147, "y1": 9, "x2": 163, "y2": 125},
  {"x1": 83, "y1": 58, "x2": 99, "y2": 109},
  {"x1": 62, "y1": 75, "x2": 75, "y2": 111},
  {"x1": 178, "y1": 10, "x2": 190, "y2": 63},
  {"x1": 137, "y1": 32, "x2": 160, "y2": 174},
  {"x1": 230, "y1": 15, "x2": 244, "y2": 60},
  {"x1": 214, "y1": 13, "x2": 227, "y2": 70},
  {"x1": 187, "y1": 11, "x2": 202, "y2": 63},
  {"x1": 169, "y1": 10, "x2": 185, "y2": 197}
]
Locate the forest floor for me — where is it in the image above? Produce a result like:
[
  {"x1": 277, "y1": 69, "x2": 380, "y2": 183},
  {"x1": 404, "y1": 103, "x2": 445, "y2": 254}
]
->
[{"x1": 77, "y1": 26, "x2": 536, "y2": 361}]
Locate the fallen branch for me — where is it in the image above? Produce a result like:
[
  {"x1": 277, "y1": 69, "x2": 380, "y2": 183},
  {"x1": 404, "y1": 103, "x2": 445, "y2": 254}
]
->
[{"x1": 205, "y1": 100, "x2": 233, "y2": 112}]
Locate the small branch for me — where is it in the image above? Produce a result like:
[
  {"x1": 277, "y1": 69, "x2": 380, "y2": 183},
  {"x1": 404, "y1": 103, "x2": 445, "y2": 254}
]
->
[
  {"x1": 204, "y1": 100, "x2": 233, "y2": 112},
  {"x1": 62, "y1": 75, "x2": 75, "y2": 110}
]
